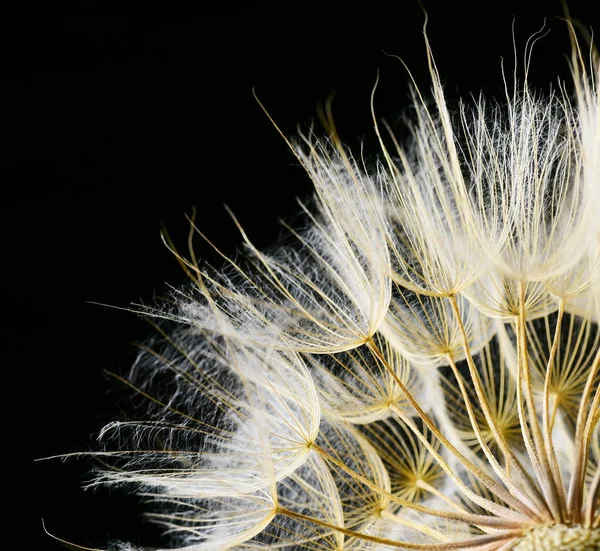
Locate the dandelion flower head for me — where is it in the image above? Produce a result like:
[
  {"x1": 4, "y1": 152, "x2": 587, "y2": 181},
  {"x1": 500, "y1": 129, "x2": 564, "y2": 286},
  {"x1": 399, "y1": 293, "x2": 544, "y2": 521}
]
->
[{"x1": 56, "y1": 13, "x2": 600, "y2": 551}]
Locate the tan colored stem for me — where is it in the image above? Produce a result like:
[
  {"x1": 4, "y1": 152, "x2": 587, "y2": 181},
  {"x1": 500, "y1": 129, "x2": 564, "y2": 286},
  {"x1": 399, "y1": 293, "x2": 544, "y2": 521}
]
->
[
  {"x1": 366, "y1": 339, "x2": 534, "y2": 522},
  {"x1": 585, "y1": 464, "x2": 600, "y2": 528},
  {"x1": 445, "y1": 354, "x2": 546, "y2": 522},
  {"x1": 312, "y1": 442, "x2": 526, "y2": 529},
  {"x1": 380, "y1": 509, "x2": 449, "y2": 541},
  {"x1": 567, "y1": 346, "x2": 600, "y2": 522},
  {"x1": 541, "y1": 299, "x2": 567, "y2": 519},
  {"x1": 278, "y1": 506, "x2": 522, "y2": 550},
  {"x1": 447, "y1": 293, "x2": 550, "y2": 521},
  {"x1": 516, "y1": 281, "x2": 562, "y2": 521}
]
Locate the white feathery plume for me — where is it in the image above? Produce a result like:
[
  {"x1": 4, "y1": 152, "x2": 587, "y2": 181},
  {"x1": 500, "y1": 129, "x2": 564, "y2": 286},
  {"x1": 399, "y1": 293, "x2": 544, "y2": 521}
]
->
[
  {"x1": 307, "y1": 332, "x2": 422, "y2": 424},
  {"x1": 568, "y1": 19, "x2": 600, "y2": 224},
  {"x1": 463, "y1": 274, "x2": 558, "y2": 321},
  {"x1": 381, "y1": 289, "x2": 495, "y2": 367},
  {"x1": 374, "y1": 44, "x2": 483, "y2": 298},
  {"x1": 84, "y1": 332, "x2": 320, "y2": 549},
  {"x1": 463, "y1": 32, "x2": 597, "y2": 284},
  {"x1": 154, "y1": 134, "x2": 392, "y2": 355}
]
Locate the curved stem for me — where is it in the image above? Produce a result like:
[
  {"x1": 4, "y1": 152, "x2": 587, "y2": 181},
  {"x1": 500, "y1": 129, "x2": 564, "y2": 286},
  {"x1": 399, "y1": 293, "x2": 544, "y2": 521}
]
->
[
  {"x1": 585, "y1": 463, "x2": 600, "y2": 528},
  {"x1": 445, "y1": 354, "x2": 546, "y2": 522},
  {"x1": 541, "y1": 299, "x2": 567, "y2": 519},
  {"x1": 567, "y1": 346, "x2": 600, "y2": 522},
  {"x1": 366, "y1": 339, "x2": 535, "y2": 523},
  {"x1": 277, "y1": 506, "x2": 523, "y2": 550},
  {"x1": 380, "y1": 509, "x2": 449, "y2": 541},
  {"x1": 516, "y1": 281, "x2": 562, "y2": 521},
  {"x1": 312, "y1": 442, "x2": 526, "y2": 529},
  {"x1": 447, "y1": 294, "x2": 550, "y2": 520},
  {"x1": 417, "y1": 478, "x2": 466, "y2": 513}
]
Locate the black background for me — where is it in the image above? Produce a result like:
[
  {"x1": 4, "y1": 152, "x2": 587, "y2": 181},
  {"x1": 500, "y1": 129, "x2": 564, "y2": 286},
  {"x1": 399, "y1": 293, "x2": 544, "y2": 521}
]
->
[{"x1": 6, "y1": 3, "x2": 598, "y2": 549}]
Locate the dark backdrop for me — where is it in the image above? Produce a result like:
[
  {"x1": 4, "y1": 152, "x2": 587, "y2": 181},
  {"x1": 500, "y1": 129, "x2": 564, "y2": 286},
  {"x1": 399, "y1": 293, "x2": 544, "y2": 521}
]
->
[{"x1": 5, "y1": 4, "x2": 597, "y2": 549}]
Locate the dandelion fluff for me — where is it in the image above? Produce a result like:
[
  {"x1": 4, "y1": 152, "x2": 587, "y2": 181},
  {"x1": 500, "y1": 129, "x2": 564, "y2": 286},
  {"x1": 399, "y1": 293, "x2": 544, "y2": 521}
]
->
[
  {"x1": 307, "y1": 333, "x2": 422, "y2": 424},
  {"x1": 162, "y1": 140, "x2": 392, "y2": 355},
  {"x1": 66, "y1": 15, "x2": 600, "y2": 551},
  {"x1": 380, "y1": 288, "x2": 494, "y2": 367}
]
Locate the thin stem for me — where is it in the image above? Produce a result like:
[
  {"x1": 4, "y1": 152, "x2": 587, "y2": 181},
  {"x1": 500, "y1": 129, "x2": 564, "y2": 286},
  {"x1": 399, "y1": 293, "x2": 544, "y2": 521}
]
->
[
  {"x1": 380, "y1": 509, "x2": 449, "y2": 541},
  {"x1": 277, "y1": 507, "x2": 523, "y2": 550},
  {"x1": 514, "y1": 316, "x2": 548, "y2": 505},
  {"x1": 581, "y1": 384, "x2": 600, "y2": 527},
  {"x1": 541, "y1": 299, "x2": 568, "y2": 518},
  {"x1": 585, "y1": 464, "x2": 600, "y2": 528},
  {"x1": 516, "y1": 281, "x2": 562, "y2": 521},
  {"x1": 445, "y1": 354, "x2": 546, "y2": 521},
  {"x1": 567, "y1": 346, "x2": 600, "y2": 522},
  {"x1": 366, "y1": 338, "x2": 536, "y2": 522},
  {"x1": 447, "y1": 294, "x2": 550, "y2": 521},
  {"x1": 391, "y1": 406, "x2": 530, "y2": 522},
  {"x1": 312, "y1": 443, "x2": 527, "y2": 529},
  {"x1": 417, "y1": 478, "x2": 466, "y2": 513}
]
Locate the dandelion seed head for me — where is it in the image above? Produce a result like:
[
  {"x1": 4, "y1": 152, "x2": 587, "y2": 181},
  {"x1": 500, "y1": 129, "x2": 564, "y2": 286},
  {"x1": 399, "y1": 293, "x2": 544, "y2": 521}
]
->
[
  {"x1": 66, "y1": 13, "x2": 600, "y2": 551},
  {"x1": 512, "y1": 523, "x2": 600, "y2": 551}
]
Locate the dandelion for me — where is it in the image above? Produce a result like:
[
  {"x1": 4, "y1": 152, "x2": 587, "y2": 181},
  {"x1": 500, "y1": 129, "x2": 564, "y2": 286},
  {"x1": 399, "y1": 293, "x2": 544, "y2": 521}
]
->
[{"x1": 54, "y1": 13, "x2": 600, "y2": 551}]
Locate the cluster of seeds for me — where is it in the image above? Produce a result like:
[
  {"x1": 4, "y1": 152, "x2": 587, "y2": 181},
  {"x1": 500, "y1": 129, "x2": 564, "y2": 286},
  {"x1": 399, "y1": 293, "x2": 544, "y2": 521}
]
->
[{"x1": 81, "y1": 21, "x2": 599, "y2": 551}]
